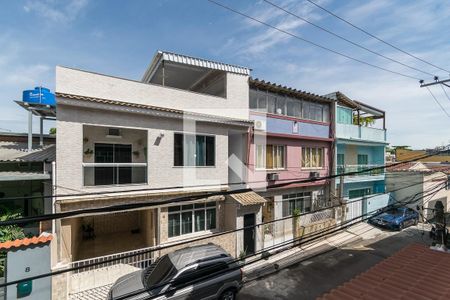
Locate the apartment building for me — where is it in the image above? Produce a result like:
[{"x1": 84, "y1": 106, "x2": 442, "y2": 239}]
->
[
  {"x1": 327, "y1": 92, "x2": 390, "y2": 221},
  {"x1": 52, "y1": 51, "x2": 270, "y2": 298},
  {"x1": 247, "y1": 79, "x2": 335, "y2": 246}
]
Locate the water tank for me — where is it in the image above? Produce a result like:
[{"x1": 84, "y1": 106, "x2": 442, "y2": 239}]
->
[{"x1": 22, "y1": 87, "x2": 56, "y2": 106}]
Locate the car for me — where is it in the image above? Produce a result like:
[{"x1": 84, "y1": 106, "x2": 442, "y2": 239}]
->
[
  {"x1": 369, "y1": 206, "x2": 419, "y2": 230},
  {"x1": 108, "y1": 243, "x2": 243, "y2": 300}
]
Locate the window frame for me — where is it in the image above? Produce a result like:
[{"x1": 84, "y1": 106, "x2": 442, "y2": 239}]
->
[
  {"x1": 255, "y1": 144, "x2": 286, "y2": 170},
  {"x1": 168, "y1": 202, "x2": 217, "y2": 238},
  {"x1": 301, "y1": 147, "x2": 324, "y2": 169},
  {"x1": 282, "y1": 192, "x2": 313, "y2": 217},
  {"x1": 173, "y1": 132, "x2": 216, "y2": 167}
]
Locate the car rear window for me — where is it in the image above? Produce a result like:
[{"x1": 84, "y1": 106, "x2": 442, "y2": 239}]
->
[{"x1": 145, "y1": 256, "x2": 177, "y2": 287}]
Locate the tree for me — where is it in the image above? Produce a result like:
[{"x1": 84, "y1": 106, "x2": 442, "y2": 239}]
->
[{"x1": 49, "y1": 127, "x2": 56, "y2": 135}]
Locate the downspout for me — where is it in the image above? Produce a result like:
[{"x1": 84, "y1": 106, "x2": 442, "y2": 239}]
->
[{"x1": 246, "y1": 126, "x2": 254, "y2": 188}]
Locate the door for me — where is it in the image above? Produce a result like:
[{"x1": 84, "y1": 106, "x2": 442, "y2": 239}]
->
[{"x1": 243, "y1": 214, "x2": 256, "y2": 255}]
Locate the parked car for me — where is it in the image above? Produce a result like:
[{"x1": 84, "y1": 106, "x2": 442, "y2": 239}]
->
[
  {"x1": 108, "y1": 243, "x2": 243, "y2": 300},
  {"x1": 369, "y1": 206, "x2": 419, "y2": 230}
]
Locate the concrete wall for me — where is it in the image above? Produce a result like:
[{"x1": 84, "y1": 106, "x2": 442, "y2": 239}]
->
[
  {"x1": 56, "y1": 104, "x2": 233, "y2": 195},
  {"x1": 56, "y1": 66, "x2": 249, "y2": 120},
  {"x1": 6, "y1": 243, "x2": 51, "y2": 300}
]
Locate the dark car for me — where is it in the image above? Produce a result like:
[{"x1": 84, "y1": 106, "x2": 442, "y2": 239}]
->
[
  {"x1": 108, "y1": 243, "x2": 242, "y2": 300},
  {"x1": 369, "y1": 207, "x2": 419, "y2": 230}
]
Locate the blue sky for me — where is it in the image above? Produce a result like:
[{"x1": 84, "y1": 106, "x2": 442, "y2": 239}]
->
[{"x1": 1, "y1": 0, "x2": 449, "y2": 148}]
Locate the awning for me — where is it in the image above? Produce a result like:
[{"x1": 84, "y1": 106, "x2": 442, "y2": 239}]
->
[{"x1": 230, "y1": 191, "x2": 267, "y2": 206}]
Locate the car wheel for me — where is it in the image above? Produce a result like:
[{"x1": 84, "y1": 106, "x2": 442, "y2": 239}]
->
[
  {"x1": 399, "y1": 222, "x2": 405, "y2": 230},
  {"x1": 220, "y1": 289, "x2": 236, "y2": 300}
]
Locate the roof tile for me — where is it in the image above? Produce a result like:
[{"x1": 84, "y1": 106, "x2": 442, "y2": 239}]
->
[{"x1": 0, "y1": 233, "x2": 52, "y2": 250}]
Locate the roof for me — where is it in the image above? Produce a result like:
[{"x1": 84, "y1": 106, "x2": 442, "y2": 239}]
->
[
  {"x1": 0, "y1": 171, "x2": 51, "y2": 181},
  {"x1": 142, "y1": 50, "x2": 251, "y2": 82},
  {"x1": 327, "y1": 91, "x2": 385, "y2": 117},
  {"x1": 56, "y1": 92, "x2": 253, "y2": 127},
  {"x1": 229, "y1": 191, "x2": 267, "y2": 206},
  {"x1": 318, "y1": 243, "x2": 450, "y2": 300},
  {"x1": 249, "y1": 78, "x2": 332, "y2": 104},
  {"x1": 0, "y1": 141, "x2": 55, "y2": 162},
  {"x1": 168, "y1": 243, "x2": 229, "y2": 270},
  {"x1": 387, "y1": 162, "x2": 450, "y2": 174},
  {"x1": 0, "y1": 233, "x2": 52, "y2": 250}
]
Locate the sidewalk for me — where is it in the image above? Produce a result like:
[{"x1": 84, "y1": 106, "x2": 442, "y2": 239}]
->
[{"x1": 242, "y1": 222, "x2": 384, "y2": 282}]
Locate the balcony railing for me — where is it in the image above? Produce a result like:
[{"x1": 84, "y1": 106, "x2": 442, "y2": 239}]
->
[
  {"x1": 336, "y1": 123, "x2": 386, "y2": 143},
  {"x1": 337, "y1": 164, "x2": 384, "y2": 177},
  {"x1": 83, "y1": 163, "x2": 147, "y2": 186}
]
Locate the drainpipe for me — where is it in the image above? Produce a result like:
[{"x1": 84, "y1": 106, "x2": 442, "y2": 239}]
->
[{"x1": 246, "y1": 126, "x2": 253, "y2": 188}]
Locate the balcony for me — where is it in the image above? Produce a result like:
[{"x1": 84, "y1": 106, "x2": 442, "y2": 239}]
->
[
  {"x1": 336, "y1": 164, "x2": 385, "y2": 183},
  {"x1": 336, "y1": 123, "x2": 386, "y2": 143},
  {"x1": 83, "y1": 163, "x2": 147, "y2": 186}
]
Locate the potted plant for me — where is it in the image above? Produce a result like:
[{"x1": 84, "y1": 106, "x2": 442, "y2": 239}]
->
[{"x1": 292, "y1": 208, "x2": 303, "y2": 239}]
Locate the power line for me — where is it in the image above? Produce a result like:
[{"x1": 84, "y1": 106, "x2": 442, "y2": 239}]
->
[
  {"x1": 440, "y1": 84, "x2": 450, "y2": 103},
  {"x1": 115, "y1": 183, "x2": 448, "y2": 300},
  {"x1": 304, "y1": 0, "x2": 450, "y2": 74},
  {"x1": 2, "y1": 148, "x2": 449, "y2": 227},
  {"x1": 425, "y1": 86, "x2": 450, "y2": 119},
  {"x1": 1, "y1": 182, "x2": 443, "y2": 290},
  {"x1": 262, "y1": 0, "x2": 437, "y2": 78},
  {"x1": 207, "y1": 0, "x2": 421, "y2": 80}
]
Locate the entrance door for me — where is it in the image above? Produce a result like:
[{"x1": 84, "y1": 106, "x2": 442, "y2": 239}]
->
[{"x1": 243, "y1": 214, "x2": 256, "y2": 255}]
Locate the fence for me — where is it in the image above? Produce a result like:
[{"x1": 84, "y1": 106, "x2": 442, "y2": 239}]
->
[{"x1": 70, "y1": 245, "x2": 155, "y2": 274}]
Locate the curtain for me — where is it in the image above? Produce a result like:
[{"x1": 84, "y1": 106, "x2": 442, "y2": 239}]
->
[
  {"x1": 184, "y1": 134, "x2": 196, "y2": 166},
  {"x1": 194, "y1": 210, "x2": 205, "y2": 232},
  {"x1": 196, "y1": 135, "x2": 205, "y2": 166},
  {"x1": 266, "y1": 145, "x2": 274, "y2": 169}
]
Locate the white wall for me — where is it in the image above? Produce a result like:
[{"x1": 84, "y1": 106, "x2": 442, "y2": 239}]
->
[
  {"x1": 56, "y1": 104, "x2": 238, "y2": 195},
  {"x1": 56, "y1": 66, "x2": 249, "y2": 120}
]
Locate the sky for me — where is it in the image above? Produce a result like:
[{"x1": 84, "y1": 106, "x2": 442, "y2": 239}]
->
[{"x1": 0, "y1": 0, "x2": 449, "y2": 148}]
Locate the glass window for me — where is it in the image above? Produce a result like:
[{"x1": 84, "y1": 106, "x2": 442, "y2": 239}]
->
[
  {"x1": 267, "y1": 93, "x2": 276, "y2": 114},
  {"x1": 250, "y1": 89, "x2": 258, "y2": 109},
  {"x1": 322, "y1": 105, "x2": 330, "y2": 122},
  {"x1": 168, "y1": 202, "x2": 217, "y2": 237},
  {"x1": 257, "y1": 91, "x2": 267, "y2": 112},
  {"x1": 94, "y1": 143, "x2": 132, "y2": 185},
  {"x1": 174, "y1": 133, "x2": 215, "y2": 166},
  {"x1": 282, "y1": 192, "x2": 312, "y2": 217},
  {"x1": 276, "y1": 96, "x2": 286, "y2": 115},
  {"x1": 301, "y1": 147, "x2": 324, "y2": 168},
  {"x1": 255, "y1": 144, "x2": 286, "y2": 170}
]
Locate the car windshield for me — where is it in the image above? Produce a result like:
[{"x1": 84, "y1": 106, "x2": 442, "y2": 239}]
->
[
  {"x1": 144, "y1": 256, "x2": 177, "y2": 288},
  {"x1": 384, "y1": 208, "x2": 404, "y2": 216}
]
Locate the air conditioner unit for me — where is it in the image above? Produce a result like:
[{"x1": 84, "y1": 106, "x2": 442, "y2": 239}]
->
[
  {"x1": 267, "y1": 173, "x2": 279, "y2": 181},
  {"x1": 309, "y1": 171, "x2": 320, "y2": 179},
  {"x1": 107, "y1": 128, "x2": 121, "y2": 138},
  {"x1": 254, "y1": 119, "x2": 266, "y2": 131}
]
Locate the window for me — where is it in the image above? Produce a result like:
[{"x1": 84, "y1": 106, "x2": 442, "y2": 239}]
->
[
  {"x1": 282, "y1": 192, "x2": 312, "y2": 217},
  {"x1": 337, "y1": 153, "x2": 345, "y2": 174},
  {"x1": 348, "y1": 188, "x2": 371, "y2": 199},
  {"x1": 168, "y1": 202, "x2": 217, "y2": 238},
  {"x1": 255, "y1": 145, "x2": 285, "y2": 170},
  {"x1": 301, "y1": 147, "x2": 324, "y2": 168},
  {"x1": 249, "y1": 89, "x2": 329, "y2": 122},
  {"x1": 174, "y1": 133, "x2": 215, "y2": 166},
  {"x1": 94, "y1": 143, "x2": 132, "y2": 185}
]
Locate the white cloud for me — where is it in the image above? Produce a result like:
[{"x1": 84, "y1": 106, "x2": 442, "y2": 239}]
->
[{"x1": 23, "y1": 0, "x2": 89, "y2": 24}]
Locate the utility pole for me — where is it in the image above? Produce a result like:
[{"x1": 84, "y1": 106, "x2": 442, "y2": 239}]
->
[{"x1": 420, "y1": 77, "x2": 450, "y2": 88}]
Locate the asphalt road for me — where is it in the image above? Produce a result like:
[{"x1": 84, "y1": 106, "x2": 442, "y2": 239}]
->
[{"x1": 238, "y1": 225, "x2": 431, "y2": 300}]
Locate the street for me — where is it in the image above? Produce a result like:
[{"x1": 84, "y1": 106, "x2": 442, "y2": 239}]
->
[{"x1": 238, "y1": 224, "x2": 431, "y2": 300}]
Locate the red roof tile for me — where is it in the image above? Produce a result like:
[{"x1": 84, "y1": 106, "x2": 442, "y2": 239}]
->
[
  {"x1": 0, "y1": 234, "x2": 52, "y2": 250},
  {"x1": 318, "y1": 244, "x2": 450, "y2": 300}
]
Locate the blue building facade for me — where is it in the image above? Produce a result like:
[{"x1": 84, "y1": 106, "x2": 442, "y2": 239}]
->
[{"x1": 328, "y1": 92, "x2": 391, "y2": 216}]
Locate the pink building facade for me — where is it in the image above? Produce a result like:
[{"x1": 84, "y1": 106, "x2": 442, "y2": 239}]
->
[{"x1": 247, "y1": 79, "x2": 334, "y2": 229}]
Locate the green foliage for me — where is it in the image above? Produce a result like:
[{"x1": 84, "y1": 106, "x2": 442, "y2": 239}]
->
[
  {"x1": 49, "y1": 127, "x2": 56, "y2": 135},
  {"x1": 293, "y1": 208, "x2": 301, "y2": 218},
  {"x1": 239, "y1": 249, "x2": 247, "y2": 261},
  {"x1": 0, "y1": 206, "x2": 25, "y2": 277},
  {"x1": 353, "y1": 115, "x2": 375, "y2": 127}
]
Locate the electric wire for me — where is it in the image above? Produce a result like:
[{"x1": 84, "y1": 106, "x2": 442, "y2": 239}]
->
[
  {"x1": 440, "y1": 84, "x2": 450, "y2": 103},
  {"x1": 207, "y1": 0, "x2": 421, "y2": 81},
  {"x1": 1, "y1": 182, "x2": 443, "y2": 291},
  {"x1": 262, "y1": 0, "x2": 437, "y2": 78},
  {"x1": 425, "y1": 86, "x2": 450, "y2": 119},
  {"x1": 304, "y1": 0, "x2": 450, "y2": 74},
  {"x1": 115, "y1": 183, "x2": 447, "y2": 300}
]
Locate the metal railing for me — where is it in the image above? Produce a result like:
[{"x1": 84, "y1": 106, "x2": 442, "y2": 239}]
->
[
  {"x1": 71, "y1": 245, "x2": 156, "y2": 274},
  {"x1": 83, "y1": 163, "x2": 147, "y2": 186},
  {"x1": 337, "y1": 164, "x2": 384, "y2": 176}
]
